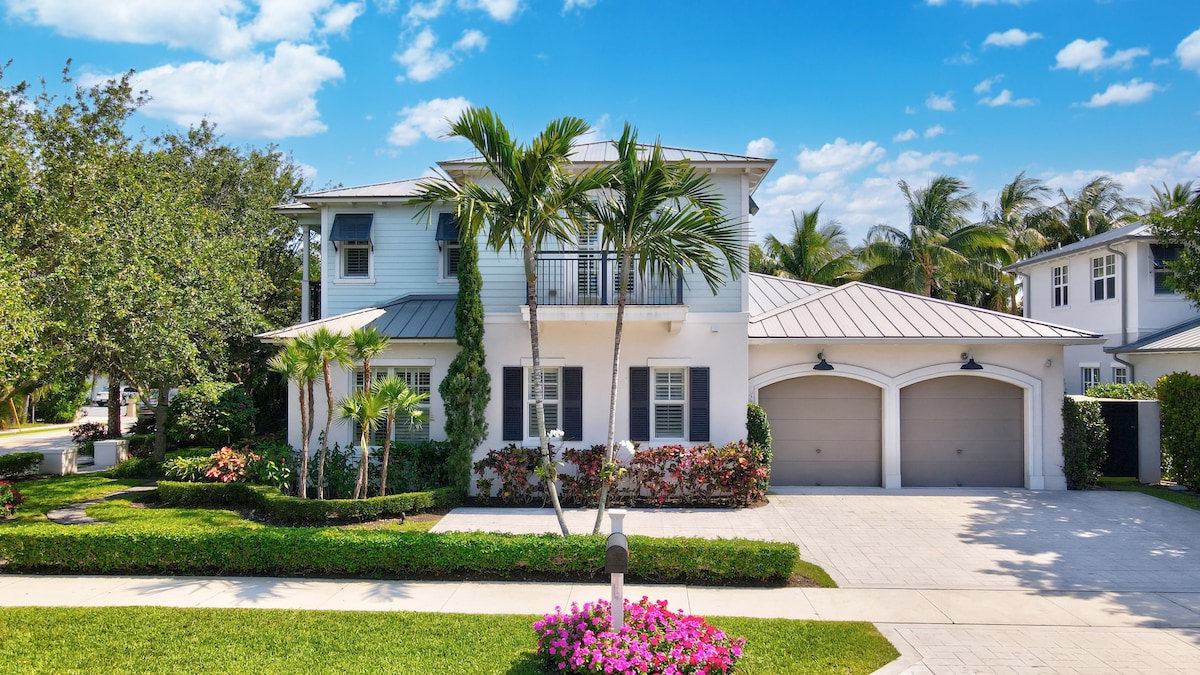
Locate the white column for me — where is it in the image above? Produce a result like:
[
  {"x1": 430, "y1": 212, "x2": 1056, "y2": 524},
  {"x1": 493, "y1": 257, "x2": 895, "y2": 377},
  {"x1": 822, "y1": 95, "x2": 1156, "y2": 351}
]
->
[
  {"x1": 301, "y1": 224, "x2": 311, "y2": 323},
  {"x1": 882, "y1": 385, "x2": 902, "y2": 488}
]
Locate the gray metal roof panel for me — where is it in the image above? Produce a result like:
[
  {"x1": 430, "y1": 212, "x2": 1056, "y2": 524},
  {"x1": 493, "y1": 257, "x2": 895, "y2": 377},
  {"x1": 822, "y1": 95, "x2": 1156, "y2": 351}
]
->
[
  {"x1": 747, "y1": 274, "x2": 829, "y2": 315},
  {"x1": 1107, "y1": 316, "x2": 1200, "y2": 353},
  {"x1": 1004, "y1": 222, "x2": 1152, "y2": 271},
  {"x1": 297, "y1": 178, "x2": 450, "y2": 201},
  {"x1": 257, "y1": 294, "x2": 457, "y2": 341}
]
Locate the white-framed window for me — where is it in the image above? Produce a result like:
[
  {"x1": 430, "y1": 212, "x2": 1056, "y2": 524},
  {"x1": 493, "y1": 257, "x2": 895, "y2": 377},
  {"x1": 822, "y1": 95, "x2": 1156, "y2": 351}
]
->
[
  {"x1": 1152, "y1": 244, "x2": 1182, "y2": 295},
  {"x1": 1052, "y1": 264, "x2": 1069, "y2": 307},
  {"x1": 1092, "y1": 254, "x2": 1116, "y2": 301},
  {"x1": 441, "y1": 242, "x2": 461, "y2": 281},
  {"x1": 341, "y1": 241, "x2": 371, "y2": 278},
  {"x1": 1081, "y1": 366, "x2": 1101, "y2": 392},
  {"x1": 526, "y1": 367, "x2": 560, "y2": 438},
  {"x1": 652, "y1": 367, "x2": 686, "y2": 440},
  {"x1": 1112, "y1": 366, "x2": 1129, "y2": 385},
  {"x1": 354, "y1": 366, "x2": 432, "y2": 443}
]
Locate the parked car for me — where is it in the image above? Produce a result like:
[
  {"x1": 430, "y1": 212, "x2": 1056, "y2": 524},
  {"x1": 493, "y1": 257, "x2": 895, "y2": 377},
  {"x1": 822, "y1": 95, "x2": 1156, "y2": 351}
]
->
[{"x1": 93, "y1": 391, "x2": 109, "y2": 407}]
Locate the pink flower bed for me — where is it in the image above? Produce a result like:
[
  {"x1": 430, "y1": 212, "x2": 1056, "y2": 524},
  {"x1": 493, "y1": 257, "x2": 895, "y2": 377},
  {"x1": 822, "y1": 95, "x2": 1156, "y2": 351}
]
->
[{"x1": 533, "y1": 597, "x2": 744, "y2": 674}]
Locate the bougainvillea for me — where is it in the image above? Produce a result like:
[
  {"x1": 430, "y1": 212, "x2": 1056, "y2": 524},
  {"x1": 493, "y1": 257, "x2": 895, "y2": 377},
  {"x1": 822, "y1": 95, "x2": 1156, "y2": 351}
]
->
[{"x1": 534, "y1": 597, "x2": 744, "y2": 675}]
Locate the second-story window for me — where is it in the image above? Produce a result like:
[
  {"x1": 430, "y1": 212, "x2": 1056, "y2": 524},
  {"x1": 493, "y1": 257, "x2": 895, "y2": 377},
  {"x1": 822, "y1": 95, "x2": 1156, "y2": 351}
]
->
[
  {"x1": 1152, "y1": 244, "x2": 1182, "y2": 295},
  {"x1": 342, "y1": 241, "x2": 370, "y2": 278},
  {"x1": 1052, "y1": 264, "x2": 1069, "y2": 307},
  {"x1": 1092, "y1": 254, "x2": 1116, "y2": 301},
  {"x1": 331, "y1": 213, "x2": 374, "y2": 280},
  {"x1": 436, "y1": 213, "x2": 460, "y2": 281}
]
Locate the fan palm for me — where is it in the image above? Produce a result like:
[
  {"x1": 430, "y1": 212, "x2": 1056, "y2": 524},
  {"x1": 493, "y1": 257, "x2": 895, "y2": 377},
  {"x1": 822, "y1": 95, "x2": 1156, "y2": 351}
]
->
[
  {"x1": 763, "y1": 206, "x2": 857, "y2": 285},
  {"x1": 336, "y1": 389, "x2": 387, "y2": 500},
  {"x1": 373, "y1": 374, "x2": 429, "y2": 496},
  {"x1": 581, "y1": 123, "x2": 743, "y2": 534},
  {"x1": 350, "y1": 325, "x2": 390, "y2": 389},
  {"x1": 410, "y1": 107, "x2": 608, "y2": 536},
  {"x1": 308, "y1": 326, "x2": 352, "y2": 499}
]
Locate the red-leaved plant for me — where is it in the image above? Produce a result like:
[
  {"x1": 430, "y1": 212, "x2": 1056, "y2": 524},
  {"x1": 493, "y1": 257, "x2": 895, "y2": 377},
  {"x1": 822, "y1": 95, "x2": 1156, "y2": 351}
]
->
[
  {"x1": 1, "y1": 480, "x2": 26, "y2": 516},
  {"x1": 204, "y1": 446, "x2": 259, "y2": 483}
]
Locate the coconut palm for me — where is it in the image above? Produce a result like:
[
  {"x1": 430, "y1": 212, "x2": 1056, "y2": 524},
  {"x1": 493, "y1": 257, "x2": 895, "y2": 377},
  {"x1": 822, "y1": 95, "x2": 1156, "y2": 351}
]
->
[
  {"x1": 763, "y1": 206, "x2": 857, "y2": 285},
  {"x1": 350, "y1": 325, "x2": 389, "y2": 389},
  {"x1": 373, "y1": 374, "x2": 429, "y2": 496},
  {"x1": 1043, "y1": 176, "x2": 1142, "y2": 248},
  {"x1": 309, "y1": 326, "x2": 352, "y2": 499},
  {"x1": 580, "y1": 123, "x2": 743, "y2": 533},
  {"x1": 860, "y1": 175, "x2": 1009, "y2": 299},
  {"x1": 410, "y1": 107, "x2": 608, "y2": 536},
  {"x1": 1150, "y1": 181, "x2": 1197, "y2": 213},
  {"x1": 336, "y1": 389, "x2": 387, "y2": 500},
  {"x1": 982, "y1": 172, "x2": 1052, "y2": 313}
]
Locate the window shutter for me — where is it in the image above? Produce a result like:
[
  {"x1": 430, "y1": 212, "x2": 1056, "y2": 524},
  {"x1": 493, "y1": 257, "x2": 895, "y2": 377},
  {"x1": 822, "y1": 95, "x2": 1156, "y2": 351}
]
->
[
  {"x1": 689, "y1": 367, "x2": 710, "y2": 442},
  {"x1": 502, "y1": 367, "x2": 523, "y2": 441},
  {"x1": 629, "y1": 367, "x2": 650, "y2": 441},
  {"x1": 562, "y1": 367, "x2": 583, "y2": 441}
]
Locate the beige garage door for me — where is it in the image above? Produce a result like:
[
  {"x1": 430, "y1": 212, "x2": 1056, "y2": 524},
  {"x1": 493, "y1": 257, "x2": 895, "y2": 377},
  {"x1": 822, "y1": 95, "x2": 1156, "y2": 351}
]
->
[
  {"x1": 759, "y1": 376, "x2": 882, "y2": 486},
  {"x1": 900, "y1": 376, "x2": 1024, "y2": 487}
]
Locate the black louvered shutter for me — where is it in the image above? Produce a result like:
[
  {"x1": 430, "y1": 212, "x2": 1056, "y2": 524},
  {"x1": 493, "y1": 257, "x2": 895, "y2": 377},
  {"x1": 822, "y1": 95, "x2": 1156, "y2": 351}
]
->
[
  {"x1": 502, "y1": 367, "x2": 523, "y2": 441},
  {"x1": 689, "y1": 367, "x2": 710, "y2": 443},
  {"x1": 563, "y1": 367, "x2": 583, "y2": 441},
  {"x1": 629, "y1": 367, "x2": 650, "y2": 441}
]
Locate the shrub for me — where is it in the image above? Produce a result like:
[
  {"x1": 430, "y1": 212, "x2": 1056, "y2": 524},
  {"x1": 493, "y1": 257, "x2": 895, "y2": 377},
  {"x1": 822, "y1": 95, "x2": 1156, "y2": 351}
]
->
[
  {"x1": 109, "y1": 457, "x2": 156, "y2": 478},
  {"x1": 534, "y1": 597, "x2": 743, "y2": 674},
  {"x1": 1061, "y1": 397, "x2": 1108, "y2": 489},
  {"x1": 162, "y1": 456, "x2": 212, "y2": 483},
  {"x1": 1157, "y1": 372, "x2": 1200, "y2": 490},
  {"x1": 0, "y1": 480, "x2": 26, "y2": 515},
  {"x1": 167, "y1": 382, "x2": 256, "y2": 447},
  {"x1": 35, "y1": 376, "x2": 89, "y2": 423},
  {"x1": 385, "y1": 440, "x2": 454, "y2": 493},
  {"x1": 0, "y1": 452, "x2": 44, "y2": 480},
  {"x1": 205, "y1": 447, "x2": 256, "y2": 483},
  {"x1": 625, "y1": 442, "x2": 770, "y2": 507},
  {"x1": 1085, "y1": 382, "x2": 1158, "y2": 400},
  {"x1": 128, "y1": 415, "x2": 156, "y2": 435},
  {"x1": 70, "y1": 422, "x2": 108, "y2": 444},
  {"x1": 126, "y1": 434, "x2": 155, "y2": 459},
  {"x1": 245, "y1": 438, "x2": 294, "y2": 493},
  {"x1": 473, "y1": 445, "x2": 543, "y2": 503},
  {"x1": 560, "y1": 445, "x2": 606, "y2": 507}
]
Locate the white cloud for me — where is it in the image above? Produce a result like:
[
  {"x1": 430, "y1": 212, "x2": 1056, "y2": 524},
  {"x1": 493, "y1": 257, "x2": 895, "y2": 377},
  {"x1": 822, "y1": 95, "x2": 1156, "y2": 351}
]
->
[
  {"x1": 1054, "y1": 38, "x2": 1149, "y2": 72},
  {"x1": 878, "y1": 150, "x2": 978, "y2": 175},
  {"x1": 979, "y1": 89, "x2": 1037, "y2": 107},
  {"x1": 461, "y1": 0, "x2": 522, "y2": 22},
  {"x1": 924, "y1": 125, "x2": 946, "y2": 139},
  {"x1": 1079, "y1": 79, "x2": 1161, "y2": 107},
  {"x1": 563, "y1": 0, "x2": 598, "y2": 10},
  {"x1": 926, "y1": 91, "x2": 956, "y2": 112},
  {"x1": 295, "y1": 162, "x2": 319, "y2": 183},
  {"x1": 1178, "y1": 29, "x2": 1200, "y2": 74},
  {"x1": 405, "y1": 0, "x2": 449, "y2": 22},
  {"x1": 974, "y1": 75, "x2": 1003, "y2": 94},
  {"x1": 1043, "y1": 151, "x2": 1200, "y2": 204},
  {"x1": 576, "y1": 113, "x2": 610, "y2": 144},
  {"x1": 388, "y1": 96, "x2": 472, "y2": 146},
  {"x1": 746, "y1": 137, "x2": 776, "y2": 157},
  {"x1": 119, "y1": 42, "x2": 344, "y2": 138},
  {"x1": 4, "y1": 0, "x2": 363, "y2": 59},
  {"x1": 904, "y1": 105, "x2": 917, "y2": 115},
  {"x1": 395, "y1": 27, "x2": 453, "y2": 81},
  {"x1": 796, "y1": 138, "x2": 886, "y2": 174},
  {"x1": 893, "y1": 129, "x2": 918, "y2": 142},
  {"x1": 983, "y1": 28, "x2": 1042, "y2": 48},
  {"x1": 453, "y1": 29, "x2": 487, "y2": 51}
]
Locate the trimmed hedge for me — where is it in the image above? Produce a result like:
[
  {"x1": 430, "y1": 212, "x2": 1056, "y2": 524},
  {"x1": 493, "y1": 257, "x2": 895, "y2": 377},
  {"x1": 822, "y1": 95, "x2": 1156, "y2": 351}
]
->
[
  {"x1": 1061, "y1": 397, "x2": 1108, "y2": 489},
  {"x1": 0, "y1": 527, "x2": 798, "y2": 585},
  {"x1": 1085, "y1": 382, "x2": 1158, "y2": 400},
  {"x1": 0, "y1": 452, "x2": 44, "y2": 480},
  {"x1": 155, "y1": 481, "x2": 461, "y2": 526},
  {"x1": 1158, "y1": 372, "x2": 1200, "y2": 490}
]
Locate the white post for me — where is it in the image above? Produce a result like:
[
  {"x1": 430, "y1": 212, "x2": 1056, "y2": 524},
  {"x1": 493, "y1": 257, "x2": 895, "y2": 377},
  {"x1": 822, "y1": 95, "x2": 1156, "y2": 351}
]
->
[
  {"x1": 301, "y1": 224, "x2": 311, "y2": 323},
  {"x1": 609, "y1": 509, "x2": 627, "y2": 631}
]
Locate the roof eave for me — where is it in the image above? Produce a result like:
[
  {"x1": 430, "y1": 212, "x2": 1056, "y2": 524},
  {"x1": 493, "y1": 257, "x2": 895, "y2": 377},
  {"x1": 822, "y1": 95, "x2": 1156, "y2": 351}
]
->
[{"x1": 748, "y1": 336, "x2": 1104, "y2": 345}]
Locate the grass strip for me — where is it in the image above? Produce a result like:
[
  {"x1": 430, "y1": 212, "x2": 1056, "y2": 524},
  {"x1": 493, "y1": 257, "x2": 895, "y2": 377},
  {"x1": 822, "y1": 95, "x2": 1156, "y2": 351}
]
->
[
  {"x1": 0, "y1": 606, "x2": 898, "y2": 674},
  {"x1": 1099, "y1": 476, "x2": 1200, "y2": 512}
]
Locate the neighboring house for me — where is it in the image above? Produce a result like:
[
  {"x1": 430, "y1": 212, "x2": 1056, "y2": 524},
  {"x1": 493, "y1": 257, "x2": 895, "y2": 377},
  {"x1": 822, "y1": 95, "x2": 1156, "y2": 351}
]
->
[
  {"x1": 1004, "y1": 223, "x2": 1200, "y2": 395},
  {"x1": 263, "y1": 143, "x2": 1101, "y2": 491}
]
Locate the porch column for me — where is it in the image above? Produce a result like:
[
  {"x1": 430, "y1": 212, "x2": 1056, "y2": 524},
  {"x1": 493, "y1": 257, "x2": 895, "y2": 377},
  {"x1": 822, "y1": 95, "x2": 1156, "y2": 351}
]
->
[
  {"x1": 882, "y1": 384, "x2": 902, "y2": 488},
  {"x1": 301, "y1": 223, "x2": 311, "y2": 323}
]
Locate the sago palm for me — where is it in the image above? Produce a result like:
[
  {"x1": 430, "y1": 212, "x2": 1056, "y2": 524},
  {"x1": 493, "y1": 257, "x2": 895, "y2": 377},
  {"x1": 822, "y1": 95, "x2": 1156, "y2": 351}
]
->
[{"x1": 374, "y1": 374, "x2": 429, "y2": 496}]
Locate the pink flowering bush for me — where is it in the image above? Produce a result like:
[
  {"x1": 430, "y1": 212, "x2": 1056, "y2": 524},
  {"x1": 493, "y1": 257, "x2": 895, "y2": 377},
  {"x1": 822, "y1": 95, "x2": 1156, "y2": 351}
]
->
[
  {"x1": 473, "y1": 444, "x2": 543, "y2": 503},
  {"x1": 204, "y1": 446, "x2": 258, "y2": 483},
  {"x1": 1, "y1": 480, "x2": 26, "y2": 516},
  {"x1": 534, "y1": 597, "x2": 744, "y2": 675}
]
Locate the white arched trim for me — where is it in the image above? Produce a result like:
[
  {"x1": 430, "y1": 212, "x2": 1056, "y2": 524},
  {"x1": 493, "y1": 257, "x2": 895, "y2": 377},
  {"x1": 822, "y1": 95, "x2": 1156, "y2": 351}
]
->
[
  {"x1": 894, "y1": 362, "x2": 1045, "y2": 490},
  {"x1": 748, "y1": 363, "x2": 890, "y2": 403}
]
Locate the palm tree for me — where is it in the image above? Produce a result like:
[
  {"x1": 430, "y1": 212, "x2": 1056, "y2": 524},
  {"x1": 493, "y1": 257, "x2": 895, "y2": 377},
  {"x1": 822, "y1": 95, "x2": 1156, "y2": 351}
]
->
[
  {"x1": 1043, "y1": 176, "x2": 1142, "y2": 248},
  {"x1": 295, "y1": 333, "x2": 321, "y2": 497},
  {"x1": 309, "y1": 326, "x2": 352, "y2": 499},
  {"x1": 373, "y1": 374, "x2": 429, "y2": 496},
  {"x1": 582, "y1": 123, "x2": 744, "y2": 534},
  {"x1": 982, "y1": 172, "x2": 1052, "y2": 313},
  {"x1": 350, "y1": 325, "x2": 389, "y2": 389},
  {"x1": 1150, "y1": 181, "x2": 1196, "y2": 213},
  {"x1": 762, "y1": 206, "x2": 857, "y2": 285},
  {"x1": 268, "y1": 340, "x2": 311, "y2": 497},
  {"x1": 336, "y1": 389, "x2": 387, "y2": 500},
  {"x1": 860, "y1": 175, "x2": 1009, "y2": 299},
  {"x1": 410, "y1": 107, "x2": 608, "y2": 536}
]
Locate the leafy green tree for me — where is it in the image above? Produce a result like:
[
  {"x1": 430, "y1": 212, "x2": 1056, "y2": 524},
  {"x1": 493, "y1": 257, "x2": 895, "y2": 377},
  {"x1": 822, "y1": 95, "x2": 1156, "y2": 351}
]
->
[
  {"x1": 581, "y1": 123, "x2": 743, "y2": 534},
  {"x1": 439, "y1": 233, "x2": 490, "y2": 496},
  {"x1": 309, "y1": 327, "x2": 352, "y2": 499},
  {"x1": 748, "y1": 243, "x2": 778, "y2": 275},
  {"x1": 411, "y1": 107, "x2": 607, "y2": 536},
  {"x1": 1150, "y1": 186, "x2": 1200, "y2": 306},
  {"x1": 374, "y1": 374, "x2": 430, "y2": 497},
  {"x1": 336, "y1": 389, "x2": 387, "y2": 500},
  {"x1": 762, "y1": 206, "x2": 857, "y2": 285}
]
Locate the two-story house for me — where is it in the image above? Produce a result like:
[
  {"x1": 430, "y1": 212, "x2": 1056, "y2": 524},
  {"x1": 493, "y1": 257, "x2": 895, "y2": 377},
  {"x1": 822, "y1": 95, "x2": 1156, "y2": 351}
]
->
[
  {"x1": 264, "y1": 143, "x2": 1101, "y2": 491},
  {"x1": 1005, "y1": 223, "x2": 1200, "y2": 395}
]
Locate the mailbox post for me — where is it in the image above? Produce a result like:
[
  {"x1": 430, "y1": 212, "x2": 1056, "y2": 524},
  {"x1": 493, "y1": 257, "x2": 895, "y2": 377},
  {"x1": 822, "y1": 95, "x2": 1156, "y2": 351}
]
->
[{"x1": 606, "y1": 509, "x2": 629, "y2": 630}]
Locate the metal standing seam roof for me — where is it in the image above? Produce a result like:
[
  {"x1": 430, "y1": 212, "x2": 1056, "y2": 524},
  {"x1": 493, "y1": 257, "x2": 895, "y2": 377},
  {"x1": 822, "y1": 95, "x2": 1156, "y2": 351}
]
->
[
  {"x1": 257, "y1": 294, "x2": 457, "y2": 341},
  {"x1": 1003, "y1": 222, "x2": 1153, "y2": 271},
  {"x1": 749, "y1": 280, "x2": 1103, "y2": 343},
  {"x1": 1106, "y1": 316, "x2": 1200, "y2": 354},
  {"x1": 294, "y1": 178, "x2": 451, "y2": 201},
  {"x1": 747, "y1": 273, "x2": 830, "y2": 316}
]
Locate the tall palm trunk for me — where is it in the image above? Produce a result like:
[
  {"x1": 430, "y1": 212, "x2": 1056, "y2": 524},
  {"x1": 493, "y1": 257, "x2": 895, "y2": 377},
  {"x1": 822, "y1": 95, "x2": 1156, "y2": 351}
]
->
[
  {"x1": 296, "y1": 377, "x2": 309, "y2": 498},
  {"x1": 592, "y1": 246, "x2": 632, "y2": 534},
  {"x1": 379, "y1": 417, "x2": 394, "y2": 497},
  {"x1": 318, "y1": 361, "x2": 333, "y2": 499},
  {"x1": 526, "y1": 241, "x2": 569, "y2": 536},
  {"x1": 358, "y1": 354, "x2": 374, "y2": 500}
]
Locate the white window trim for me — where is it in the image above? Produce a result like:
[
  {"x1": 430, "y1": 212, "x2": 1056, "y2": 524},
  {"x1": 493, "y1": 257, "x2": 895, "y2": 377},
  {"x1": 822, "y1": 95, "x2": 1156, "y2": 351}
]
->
[
  {"x1": 1051, "y1": 264, "x2": 1069, "y2": 308},
  {"x1": 1081, "y1": 365, "x2": 1101, "y2": 391},
  {"x1": 352, "y1": 365, "x2": 433, "y2": 444},
  {"x1": 525, "y1": 366, "x2": 561, "y2": 441},
  {"x1": 439, "y1": 241, "x2": 461, "y2": 284},
  {"x1": 651, "y1": 367, "x2": 687, "y2": 442},
  {"x1": 1091, "y1": 254, "x2": 1116, "y2": 302},
  {"x1": 337, "y1": 240, "x2": 374, "y2": 283},
  {"x1": 1112, "y1": 365, "x2": 1129, "y2": 385}
]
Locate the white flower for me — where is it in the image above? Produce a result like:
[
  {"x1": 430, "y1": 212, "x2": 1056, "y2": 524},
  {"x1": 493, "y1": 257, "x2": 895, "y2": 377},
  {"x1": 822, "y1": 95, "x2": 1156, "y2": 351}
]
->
[
  {"x1": 618, "y1": 440, "x2": 635, "y2": 454},
  {"x1": 548, "y1": 429, "x2": 565, "y2": 439}
]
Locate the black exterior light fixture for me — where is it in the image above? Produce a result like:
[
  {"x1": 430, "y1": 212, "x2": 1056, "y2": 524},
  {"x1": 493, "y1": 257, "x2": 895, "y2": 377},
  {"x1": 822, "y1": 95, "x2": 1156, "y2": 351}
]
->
[
  {"x1": 961, "y1": 355, "x2": 984, "y2": 370},
  {"x1": 813, "y1": 352, "x2": 834, "y2": 371}
]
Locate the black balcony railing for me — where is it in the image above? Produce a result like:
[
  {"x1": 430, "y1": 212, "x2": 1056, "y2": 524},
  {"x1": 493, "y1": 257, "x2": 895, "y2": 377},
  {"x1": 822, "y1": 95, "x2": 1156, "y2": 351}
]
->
[
  {"x1": 308, "y1": 281, "x2": 321, "y2": 321},
  {"x1": 534, "y1": 250, "x2": 683, "y2": 306}
]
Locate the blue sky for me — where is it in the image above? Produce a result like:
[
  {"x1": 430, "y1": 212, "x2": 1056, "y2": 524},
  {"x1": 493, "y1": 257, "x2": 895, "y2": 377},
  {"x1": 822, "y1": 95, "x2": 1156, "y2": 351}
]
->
[{"x1": 1, "y1": 0, "x2": 1197, "y2": 243}]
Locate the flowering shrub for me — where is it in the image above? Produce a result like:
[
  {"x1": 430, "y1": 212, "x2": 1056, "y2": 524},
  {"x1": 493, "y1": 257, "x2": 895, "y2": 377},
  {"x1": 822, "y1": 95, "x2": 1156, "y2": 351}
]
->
[
  {"x1": 0, "y1": 480, "x2": 26, "y2": 516},
  {"x1": 245, "y1": 439, "x2": 294, "y2": 493},
  {"x1": 205, "y1": 446, "x2": 258, "y2": 483},
  {"x1": 473, "y1": 444, "x2": 542, "y2": 503},
  {"x1": 534, "y1": 597, "x2": 743, "y2": 674},
  {"x1": 70, "y1": 421, "x2": 108, "y2": 444}
]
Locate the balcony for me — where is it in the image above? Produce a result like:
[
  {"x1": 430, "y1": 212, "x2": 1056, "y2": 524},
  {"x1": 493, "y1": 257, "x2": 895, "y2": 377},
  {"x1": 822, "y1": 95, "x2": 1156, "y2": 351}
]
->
[{"x1": 526, "y1": 250, "x2": 687, "y2": 324}]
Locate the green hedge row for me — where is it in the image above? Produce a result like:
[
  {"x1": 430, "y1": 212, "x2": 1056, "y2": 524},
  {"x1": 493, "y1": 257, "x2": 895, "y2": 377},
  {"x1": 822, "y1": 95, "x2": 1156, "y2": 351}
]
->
[
  {"x1": 0, "y1": 452, "x2": 43, "y2": 480},
  {"x1": 155, "y1": 481, "x2": 461, "y2": 526},
  {"x1": 1158, "y1": 372, "x2": 1200, "y2": 490},
  {"x1": 0, "y1": 527, "x2": 798, "y2": 585}
]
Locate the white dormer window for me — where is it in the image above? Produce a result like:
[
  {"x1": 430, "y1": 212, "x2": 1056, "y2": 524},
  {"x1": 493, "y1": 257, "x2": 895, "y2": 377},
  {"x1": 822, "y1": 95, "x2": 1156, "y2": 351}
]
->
[{"x1": 1091, "y1": 254, "x2": 1116, "y2": 301}]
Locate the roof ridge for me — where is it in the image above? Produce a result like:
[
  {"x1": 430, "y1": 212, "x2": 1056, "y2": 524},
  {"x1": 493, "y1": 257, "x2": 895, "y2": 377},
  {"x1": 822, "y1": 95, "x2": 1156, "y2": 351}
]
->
[
  {"x1": 299, "y1": 177, "x2": 434, "y2": 197},
  {"x1": 749, "y1": 282, "x2": 844, "y2": 322}
]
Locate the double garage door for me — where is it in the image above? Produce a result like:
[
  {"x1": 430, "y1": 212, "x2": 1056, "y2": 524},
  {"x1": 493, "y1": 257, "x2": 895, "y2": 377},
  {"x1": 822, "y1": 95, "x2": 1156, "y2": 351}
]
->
[{"x1": 759, "y1": 375, "x2": 1023, "y2": 487}]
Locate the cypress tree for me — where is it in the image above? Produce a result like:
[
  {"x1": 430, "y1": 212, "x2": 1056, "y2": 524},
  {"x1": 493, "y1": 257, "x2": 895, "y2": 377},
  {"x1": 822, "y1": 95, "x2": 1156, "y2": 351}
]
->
[{"x1": 440, "y1": 234, "x2": 490, "y2": 495}]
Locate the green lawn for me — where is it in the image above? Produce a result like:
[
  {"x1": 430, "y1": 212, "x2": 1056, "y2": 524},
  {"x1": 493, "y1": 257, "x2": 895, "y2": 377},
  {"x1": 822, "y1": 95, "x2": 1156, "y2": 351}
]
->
[
  {"x1": 1100, "y1": 477, "x2": 1200, "y2": 511},
  {"x1": 0, "y1": 606, "x2": 898, "y2": 674}
]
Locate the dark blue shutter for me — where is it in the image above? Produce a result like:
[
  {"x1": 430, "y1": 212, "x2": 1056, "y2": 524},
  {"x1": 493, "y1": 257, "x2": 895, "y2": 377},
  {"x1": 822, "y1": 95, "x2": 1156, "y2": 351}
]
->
[
  {"x1": 689, "y1": 367, "x2": 710, "y2": 443},
  {"x1": 629, "y1": 367, "x2": 650, "y2": 442},
  {"x1": 435, "y1": 213, "x2": 460, "y2": 242},
  {"x1": 502, "y1": 367, "x2": 523, "y2": 441},
  {"x1": 563, "y1": 367, "x2": 583, "y2": 441}
]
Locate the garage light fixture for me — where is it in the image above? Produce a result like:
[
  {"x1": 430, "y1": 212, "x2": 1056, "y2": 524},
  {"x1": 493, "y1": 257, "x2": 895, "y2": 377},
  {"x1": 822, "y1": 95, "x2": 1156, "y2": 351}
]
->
[
  {"x1": 813, "y1": 352, "x2": 834, "y2": 371},
  {"x1": 960, "y1": 357, "x2": 983, "y2": 370}
]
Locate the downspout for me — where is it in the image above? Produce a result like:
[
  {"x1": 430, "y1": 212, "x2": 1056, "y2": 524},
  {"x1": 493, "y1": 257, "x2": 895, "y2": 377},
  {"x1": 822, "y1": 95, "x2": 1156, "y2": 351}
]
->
[{"x1": 1105, "y1": 241, "x2": 1135, "y2": 382}]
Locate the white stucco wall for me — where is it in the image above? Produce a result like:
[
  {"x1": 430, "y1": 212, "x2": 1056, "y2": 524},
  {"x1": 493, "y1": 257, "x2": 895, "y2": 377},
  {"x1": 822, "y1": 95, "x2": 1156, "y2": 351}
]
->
[
  {"x1": 1117, "y1": 352, "x2": 1200, "y2": 388},
  {"x1": 748, "y1": 342, "x2": 1068, "y2": 490}
]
